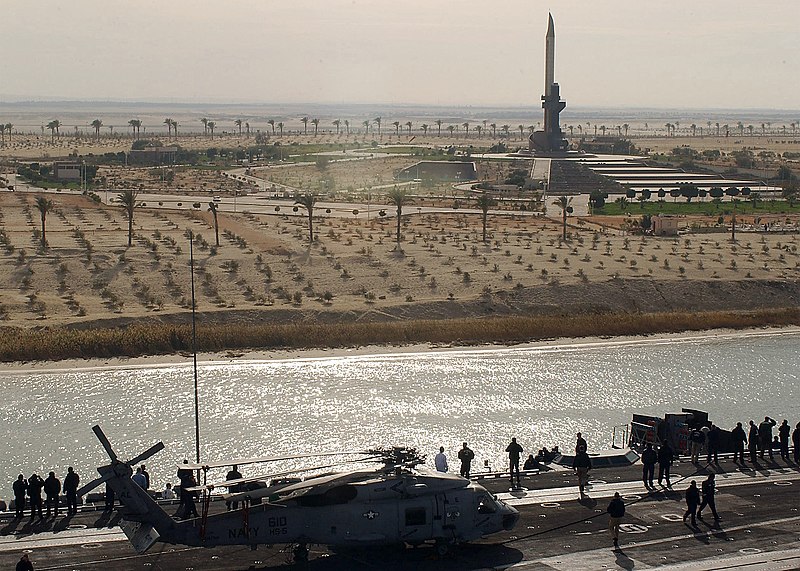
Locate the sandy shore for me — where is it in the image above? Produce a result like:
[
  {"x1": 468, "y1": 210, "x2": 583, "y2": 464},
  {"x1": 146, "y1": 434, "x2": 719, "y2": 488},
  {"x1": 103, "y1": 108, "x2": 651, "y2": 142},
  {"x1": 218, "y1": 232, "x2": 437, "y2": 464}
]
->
[{"x1": 3, "y1": 325, "x2": 798, "y2": 373}]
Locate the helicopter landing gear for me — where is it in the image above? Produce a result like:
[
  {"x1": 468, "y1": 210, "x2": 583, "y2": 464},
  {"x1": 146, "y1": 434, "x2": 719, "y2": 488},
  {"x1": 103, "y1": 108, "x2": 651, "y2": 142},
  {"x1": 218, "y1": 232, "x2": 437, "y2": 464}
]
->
[{"x1": 435, "y1": 539, "x2": 451, "y2": 557}]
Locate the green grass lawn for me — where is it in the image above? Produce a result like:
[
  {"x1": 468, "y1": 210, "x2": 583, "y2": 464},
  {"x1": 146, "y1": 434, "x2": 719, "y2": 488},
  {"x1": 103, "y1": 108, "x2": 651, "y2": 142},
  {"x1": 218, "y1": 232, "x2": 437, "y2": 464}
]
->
[{"x1": 595, "y1": 199, "x2": 800, "y2": 216}]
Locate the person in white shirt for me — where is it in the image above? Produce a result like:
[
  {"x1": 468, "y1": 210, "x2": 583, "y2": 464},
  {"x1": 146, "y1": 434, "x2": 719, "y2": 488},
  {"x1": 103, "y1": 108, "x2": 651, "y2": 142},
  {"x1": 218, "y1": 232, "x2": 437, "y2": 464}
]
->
[
  {"x1": 434, "y1": 446, "x2": 448, "y2": 472},
  {"x1": 162, "y1": 482, "x2": 176, "y2": 500}
]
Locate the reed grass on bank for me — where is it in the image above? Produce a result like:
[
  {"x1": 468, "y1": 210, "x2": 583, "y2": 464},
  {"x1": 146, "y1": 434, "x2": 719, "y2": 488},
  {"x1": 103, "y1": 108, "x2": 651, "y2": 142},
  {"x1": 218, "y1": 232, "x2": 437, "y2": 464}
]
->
[{"x1": 1, "y1": 308, "x2": 798, "y2": 363}]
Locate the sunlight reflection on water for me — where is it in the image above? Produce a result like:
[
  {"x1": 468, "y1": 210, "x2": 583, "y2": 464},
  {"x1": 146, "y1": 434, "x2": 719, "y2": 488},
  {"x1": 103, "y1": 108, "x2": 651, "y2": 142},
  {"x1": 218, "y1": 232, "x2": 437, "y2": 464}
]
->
[{"x1": 1, "y1": 331, "x2": 798, "y2": 492}]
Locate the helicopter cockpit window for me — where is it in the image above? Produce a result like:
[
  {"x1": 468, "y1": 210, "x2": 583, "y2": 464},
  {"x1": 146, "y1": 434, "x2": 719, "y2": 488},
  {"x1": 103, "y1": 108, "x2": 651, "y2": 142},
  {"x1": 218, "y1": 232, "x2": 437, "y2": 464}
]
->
[{"x1": 478, "y1": 495, "x2": 497, "y2": 514}]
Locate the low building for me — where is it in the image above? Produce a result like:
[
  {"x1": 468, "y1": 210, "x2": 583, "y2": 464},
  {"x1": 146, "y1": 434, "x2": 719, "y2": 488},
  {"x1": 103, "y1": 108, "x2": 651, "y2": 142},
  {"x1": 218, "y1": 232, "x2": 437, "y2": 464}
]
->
[
  {"x1": 128, "y1": 146, "x2": 178, "y2": 165},
  {"x1": 53, "y1": 162, "x2": 82, "y2": 181},
  {"x1": 652, "y1": 214, "x2": 679, "y2": 236},
  {"x1": 396, "y1": 161, "x2": 477, "y2": 182}
]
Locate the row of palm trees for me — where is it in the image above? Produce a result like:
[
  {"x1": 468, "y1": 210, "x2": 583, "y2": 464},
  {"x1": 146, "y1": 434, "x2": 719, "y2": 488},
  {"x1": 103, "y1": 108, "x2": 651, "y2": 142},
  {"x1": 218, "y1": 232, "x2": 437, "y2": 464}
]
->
[{"x1": 0, "y1": 122, "x2": 14, "y2": 146}]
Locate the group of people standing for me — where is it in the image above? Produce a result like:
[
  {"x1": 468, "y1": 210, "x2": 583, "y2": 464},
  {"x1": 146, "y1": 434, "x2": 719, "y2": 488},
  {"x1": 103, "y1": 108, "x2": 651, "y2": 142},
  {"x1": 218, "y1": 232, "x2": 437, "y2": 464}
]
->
[
  {"x1": 690, "y1": 417, "x2": 799, "y2": 465},
  {"x1": 12, "y1": 467, "x2": 80, "y2": 519},
  {"x1": 434, "y1": 442, "x2": 476, "y2": 478}
]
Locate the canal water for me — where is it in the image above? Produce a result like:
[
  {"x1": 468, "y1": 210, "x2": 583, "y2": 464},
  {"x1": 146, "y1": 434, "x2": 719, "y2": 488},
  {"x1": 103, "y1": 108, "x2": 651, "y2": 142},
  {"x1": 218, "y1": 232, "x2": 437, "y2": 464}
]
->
[{"x1": 1, "y1": 329, "x2": 798, "y2": 494}]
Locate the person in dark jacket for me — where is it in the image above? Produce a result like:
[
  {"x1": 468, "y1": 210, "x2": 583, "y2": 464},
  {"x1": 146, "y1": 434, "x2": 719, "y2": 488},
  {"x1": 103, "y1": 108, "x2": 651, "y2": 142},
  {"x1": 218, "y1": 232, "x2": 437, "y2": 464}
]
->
[
  {"x1": 12, "y1": 475, "x2": 27, "y2": 518},
  {"x1": 506, "y1": 438, "x2": 524, "y2": 488},
  {"x1": 731, "y1": 422, "x2": 747, "y2": 463},
  {"x1": 27, "y1": 473, "x2": 44, "y2": 519},
  {"x1": 706, "y1": 424, "x2": 721, "y2": 464},
  {"x1": 458, "y1": 442, "x2": 475, "y2": 478},
  {"x1": 748, "y1": 420, "x2": 759, "y2": 463},
  {"x1": 758, "y1": 416, "x2": 776, "y2": 460},
  {"x1": 606, "y1": 492, "x2": 625, "y2": 548},
  {"x1": 657, "y1": 443, "x2": 674, "y2": 487},
  {"x1": 573, "y1": 450, "x2": 592, "y2": 497},
  {"x1": 225, "y1": 465, "x2": 243, "y2": 511},
  {"x1": 778, "y1": 420, "x2": 790, "y2": 461},
  {"x1": 698, "y1": 473, "x2": 720, "y2": 520},
  {"x1": 177, "y1": 459, "x2": 192, "y2": 517},
  {"x1": 16, "y1": 553, "x2": 34, "y2": 571},
  {"x1": 43, "y1": 471, "x2": 61, "y2": 518},
  {"x1": 140, "y1": 465, "x2": 151, "y2": 490},
  {"x1": 575, "y1": 433, "x2": 587, "y2": 454},
  {"x1": 641, "y1": 443, "x2": 657, "y2": 489},
  {"x1": 793, "y1": 422, "x2": 800, "y2": 464},
  {"x1": 63, "y1": 467, "x2": 80, "y2": 516},
  {"x1": 683, "y1": 480, "x2": 701, "y2": 527}
]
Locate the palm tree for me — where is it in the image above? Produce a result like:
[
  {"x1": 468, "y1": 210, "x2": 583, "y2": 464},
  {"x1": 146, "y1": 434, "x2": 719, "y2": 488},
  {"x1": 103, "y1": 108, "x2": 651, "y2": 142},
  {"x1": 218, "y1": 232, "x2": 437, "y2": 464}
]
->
[
  {"x1": 690, "y1": 124, "x2": 697, "y2": 137},
  {"x1": 392, "y1": 121, "x2": 401, "y2": 137},
  {"x1": 208, "y1": 201, "x2": 220, "y2": 246},
  {"x1": 200, "y1": 117, "x2": 209, "y2": 136},
  {"x1": 117, "y1": 190, "x2": 139, "y2": 246},
  {"x1": 245, "y1": 122, "x2": 250, "y2": 137},
  {"x1": 435, "y1": 119, "x2": 442, "y2": 137},
  {"x1": 747, "y1": 125, "x2": 754, "y2": 136},
  {"x1": 737, "y1": 122, "x2": 744, "y2": 136},
  {"x1": 207, "y1": 121, "x2": 216, "y2": 139},
  {"x1": 47, "y1": 120, "x2": 60, "y2": 143},
  {"x1": 501, "y1": 125, "x2": 510, "y2": 138},
  {"x1": 268, "y1": 119, "x2": 276, "y2": 135},
  {"x1": 344, "y1": 120, "x2": 350, "y2": 136},
  {"x1": 235, "y1": 119, "x2": 243, "y2": 137},
  {"x1": 447, "y1": 125, "x2": 455, "y2": 137},
  {"x1": 490, "y1": 123, "x2": 497, "y2": 138},
  {"x1": 362, "y1": 120, "x2": 370, "y2": 135},
  {"x1": 35, "y1": 196, "x2": 54, "y2": 248},
  {"x1": 0, "y1": 124, "x2": 5, "y2": 146},
  {"x1": 294, "y1": 193, "x2": 317, "y2": 243},
  {"x1": 600, "y1": 125, "x2": 607, "y2": 137},
  {"x1": 462, "y1": 122, "x2": 470, "y2": 138},
  {"x1": 4, "y1": 123, "x2": 11, "y2": 145},
  {"x1": 405, "y1": 121, "x2": 412, "y2": 136},
  {"x1": 553, "y1": 196, "x2": 573, "y2": 241},
  {"x1": 421, "y1": 123, "x2": 429, "y2": 136},
  {"x1": 277, "y1": 122, "x2": 284, "y2": 136},
  {"x1": 622, "y1": 123, "x2": 630, "y2": 137},
  {"x1": 332, "y1": 119, "x2": 341, "y2": 135},
  {"x1": 128, "y1": 119, "x2": 141, "y2": 139},
  {"x1": 91, "y1": 119, "x2": 103, "y2": 141},
  {"x1": 170, "y1": 119, "x2": 178, "y2": 138},
  {"x1": 387, "y1": 187, "x2": 410, "y2": 247},
  {"x1": 577, "y1": 124, "x2": 583, "y2": 135},
  {"x1": 164, "y1": 117, "x2": 173, "y2": 139},
  {"x1": 301, "y1": 116, "x2": 309, "y2": 134},
  {"x1": 373, "y1": 117, "x2": 382, "y2": 137},
  {"x1": 311, "y1": 118, "x2": 320, "y2": 136},
  {"x1": 518, "y1": 124, "x2": 524, "y2": 140},
  {"x1": 475, "y1": 192, "x2": 496, "y2": 243},
  {"x1": 475, "y1": 125, "x2": 483, "y2": 138}
]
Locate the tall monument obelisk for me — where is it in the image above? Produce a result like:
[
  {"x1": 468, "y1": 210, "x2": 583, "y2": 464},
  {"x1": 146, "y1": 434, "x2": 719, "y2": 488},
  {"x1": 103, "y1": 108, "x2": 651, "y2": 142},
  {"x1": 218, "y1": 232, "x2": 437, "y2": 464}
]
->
[{"x1": 530, "y1": 13, "x2": 568, "y2": 154}]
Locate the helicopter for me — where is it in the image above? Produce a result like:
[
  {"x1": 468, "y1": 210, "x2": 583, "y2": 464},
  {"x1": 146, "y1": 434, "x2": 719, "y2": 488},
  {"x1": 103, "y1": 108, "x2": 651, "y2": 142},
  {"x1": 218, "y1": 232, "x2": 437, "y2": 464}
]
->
[{"x1": 77, "y1": 425, "x2": 519, "y2": 560}]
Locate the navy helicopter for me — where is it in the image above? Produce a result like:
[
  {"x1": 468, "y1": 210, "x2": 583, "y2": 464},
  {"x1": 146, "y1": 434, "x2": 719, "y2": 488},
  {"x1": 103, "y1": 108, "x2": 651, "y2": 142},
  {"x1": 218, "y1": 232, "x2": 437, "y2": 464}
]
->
[{"x1": 77, "y1": 426, "x2": 519, "y2": 561}]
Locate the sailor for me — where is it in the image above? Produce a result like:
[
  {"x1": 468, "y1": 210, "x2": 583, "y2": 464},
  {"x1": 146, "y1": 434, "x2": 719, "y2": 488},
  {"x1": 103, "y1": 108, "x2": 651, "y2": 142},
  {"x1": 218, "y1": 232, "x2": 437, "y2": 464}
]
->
[
  {"x1": 63, "y1": 467, "x2": 80, "y2": 516},
  {"x1": 683, "y1": 480, "x2": 701, "y2": 527},
  {"x1": 730, "y1": 422, "x2": 747, "y2": 463},
  {"x1": 140, "y1": 465, "x2": 151, "y2": 490},
  {"x1": 163, "y1": 482, "x2": 176, "y2": 500},
  {"x1": 458, "y1": 442, "x2": 475, "y2": 478},
  {"x1": 177, "y1": 459, "x2": 192, "y2": 516},
  {"x1": 16, "y1": 553, "x2": 34, "y2": 571},
  {"x1": 12, "y1": 474, "x2": 27, "y2": 518},
  {"x1": 697, "y1": 473, "x2": 720, "y2": 521},
  {"x1": 182, "y1": 472, "x2": 200, "y2": 520},
  {"x1": 793, "y1": 422, "x2": 800, "y2": 463},
  {"x1": 523, "y1": 454, "x2": 539, "y2": 471},
  {"x1": 132, "y1": 467, "x2": 147, "y2": 489},
  {"x1": 573, "y1": 449, "x2": 592, "y2": 498},
  {"x1": 43, "y1": 471, "x2": 61, "y2": 518},
  {"x1": 225, "y1": 465, "x2": 243, "y2": 510},
  {"x1": 606, "y1": 492, "x2": 625, "y2": 549},
  {"x1": 575, "y1": 432, "x2": 587, "y2": 454},
  {"x1": 748, "y1": 420, "x2": 759, "y2": 463},
  {"x1": 706, "y1": 424, "x2": 720, "y2": 464},
  {"x1": 434, "y1": 447, "x2": 448, "y2": 473},
  {"x1": 689, "y1": 427, "x2": 704, "y2": 464},
  {"x1": 506, "y1": 438, "x2": 524, "y2": 488},
  {"x1": 657, "y1": 442, "x2": 673, "y2": 487},
  {"x1": 778, "y1": 420, "x2": 790, "y2": 461},
  {"x1": 758, "y1": 416, "x2": 776, "y2": 460},
  {"x1": 27, "y1": 473, "x2": 44, "y2": 519},
  {"x1": 641, "y1": 443, "x2": 657, "y2": 489}
]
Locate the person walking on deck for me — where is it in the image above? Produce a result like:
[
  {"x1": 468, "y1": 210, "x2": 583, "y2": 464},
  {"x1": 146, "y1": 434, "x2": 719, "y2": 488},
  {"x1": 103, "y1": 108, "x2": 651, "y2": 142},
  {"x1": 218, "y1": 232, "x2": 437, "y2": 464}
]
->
[
  {"x1": 698, "y1": 473, "x2": 720, "y2": 521},
  {"x1": 683, "y1": 480, "x2": 701, "y2": 527},
  {"x1": 575, "y1": 433, "x2": 587, "y2": 454},
  {"x1": 573, "y1": 449, "x2": 592, "y2": 498},
  {"x1": 606, "y1": 492, "x2": 625, "y2": 549}
]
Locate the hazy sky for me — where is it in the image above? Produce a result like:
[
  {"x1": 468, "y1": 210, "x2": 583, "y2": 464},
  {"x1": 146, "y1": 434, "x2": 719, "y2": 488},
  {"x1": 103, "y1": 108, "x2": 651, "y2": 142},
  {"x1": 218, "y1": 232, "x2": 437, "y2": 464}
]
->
[{"x1": 4, "y1": 0, "x2": 798, "y2": 109}]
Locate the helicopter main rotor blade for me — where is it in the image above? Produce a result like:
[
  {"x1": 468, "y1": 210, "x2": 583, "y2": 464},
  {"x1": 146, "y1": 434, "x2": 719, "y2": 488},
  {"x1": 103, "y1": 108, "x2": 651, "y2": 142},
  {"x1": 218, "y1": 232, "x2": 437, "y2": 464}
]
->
[
  {"x1": 180, "y1": 450, "x2": 373, "y2": 471},
  {"x1": 92, "y1": 425, "x2": 117, "y2": 462},
  {"x1": 127, "y1": 442, "x2": 165, "y2": 467},
  {"x1": 76, "y1": 474, "x2": 111, "y2": 498},
  {"x1": 185, "y1": 462, "x2": 340, "y2": 493}
]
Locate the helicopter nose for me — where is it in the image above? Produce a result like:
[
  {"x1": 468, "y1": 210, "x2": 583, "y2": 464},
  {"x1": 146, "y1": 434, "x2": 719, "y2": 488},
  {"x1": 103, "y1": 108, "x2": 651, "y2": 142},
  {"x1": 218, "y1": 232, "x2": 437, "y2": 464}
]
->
[{"x1": 502, "y1": 512, "x2": 519, "y2": 531}]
